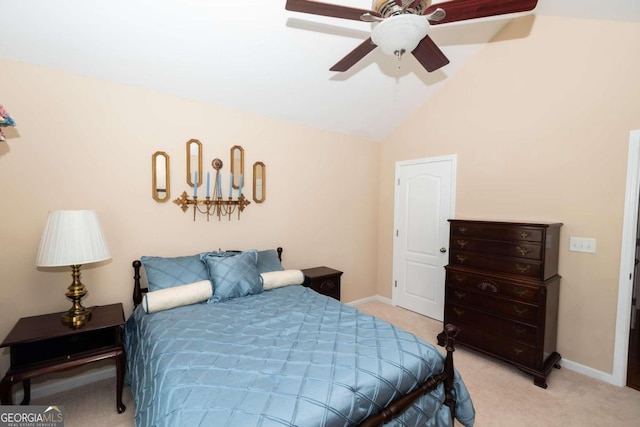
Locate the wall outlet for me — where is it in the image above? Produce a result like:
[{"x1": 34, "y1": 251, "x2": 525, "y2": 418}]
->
[{"x1": 569, "y1": 237, "x2": 597, "y2": 253}]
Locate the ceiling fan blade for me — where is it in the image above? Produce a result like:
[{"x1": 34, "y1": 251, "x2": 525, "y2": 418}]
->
[
  {"x1": 330, "y1": 38, "x2": 377, "y2": 72},
  {"x1": 425, "y1": 0, "x2": 538, "y2": 25},
  {"x1": 285, "y1": 0, "x2": 378, "y2": 21},
  {"x1": 412, "y1": 36, "x2": 450, "y2": 72}
]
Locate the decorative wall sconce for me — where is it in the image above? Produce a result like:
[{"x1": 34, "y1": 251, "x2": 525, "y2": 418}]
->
[
  {"x1": 173, "y1": 158, "x2": 250, "y2": 221},
  {"x1": 0, "y1": 104, "x2": 16, "y2": 142}
]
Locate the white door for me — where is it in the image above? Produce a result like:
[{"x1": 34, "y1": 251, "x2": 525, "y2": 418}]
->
[{"x1": 392, "y1": 155, "x2": 456, "y2": 321}]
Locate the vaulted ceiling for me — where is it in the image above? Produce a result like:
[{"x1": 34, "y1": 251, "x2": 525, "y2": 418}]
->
[{"x1": 1, "y1": 1, "x2": 639, "y2": 141}]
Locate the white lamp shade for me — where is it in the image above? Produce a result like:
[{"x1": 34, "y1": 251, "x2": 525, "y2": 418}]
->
[
  {"x1": 36, "y1": 210, "x2": 111, "y2": 267},
  {"x1": 371, "y1": 14, "x2": 430, "y2": 56}
]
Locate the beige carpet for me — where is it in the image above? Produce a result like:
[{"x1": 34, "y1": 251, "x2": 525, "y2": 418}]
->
[{"x1": 31, "y1": 301, "x2": 640, "y2": 426}]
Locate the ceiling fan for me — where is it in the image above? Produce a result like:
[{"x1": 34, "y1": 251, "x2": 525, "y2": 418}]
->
[{"x1": 285, "y1": 0, "x2": 538, "y2": 72}]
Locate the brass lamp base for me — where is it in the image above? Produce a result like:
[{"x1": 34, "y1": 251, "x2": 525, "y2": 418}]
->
[
  {"x1": 62, "y1": 265, "x2": 92, "y2": 328},
  {"x1": 62, "y1": 308, "x2": 92, "y2": 328}
]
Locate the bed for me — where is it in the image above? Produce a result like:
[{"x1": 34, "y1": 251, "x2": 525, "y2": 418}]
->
[{"x1": 124, "y1": 248, "x2": 475, "y2": 426}]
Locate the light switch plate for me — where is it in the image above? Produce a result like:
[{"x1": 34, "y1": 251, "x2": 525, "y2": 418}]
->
[{"x1": 569, "y1": 237, "x2": 596, "y2": 253}]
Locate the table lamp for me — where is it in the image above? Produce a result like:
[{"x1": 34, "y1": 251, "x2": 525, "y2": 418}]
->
[{"x1": 36, "y1": 210, "x2": 111, "y2": 327}]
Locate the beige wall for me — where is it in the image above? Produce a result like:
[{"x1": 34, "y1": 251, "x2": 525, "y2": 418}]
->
[
  {"x1": 377, "y1": 15, "x2": 640, "y2": 374},
  {"x1": 0, "y1": 58, "x2": 380, "y2": 376}
]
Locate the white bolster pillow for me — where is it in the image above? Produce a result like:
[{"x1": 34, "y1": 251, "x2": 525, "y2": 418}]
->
[
  {"x1": 142, "y1": 280, "x2": 212, "y2": 313},
  {"x1": 261, "y1": 270, "x2": 305, "y2": 290}
]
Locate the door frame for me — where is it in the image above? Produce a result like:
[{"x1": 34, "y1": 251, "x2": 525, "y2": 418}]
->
[
  {"x1": 613, "y1": 130, "x2": 640, "y2": 386},
  {"x1": 392, "y1": 154, "x2": 457, "y2": 313}
]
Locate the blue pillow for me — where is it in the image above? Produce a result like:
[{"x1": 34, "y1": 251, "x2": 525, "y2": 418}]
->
[
  {"x1": 256, "y1": 249, "x2": 284, "y2": 274},
  {"x1": 200, "y1": 250, "x2": 262, "y2": 303},
  {"x1": 141, "y1": 254, "x2": 209, "y2": 292}
]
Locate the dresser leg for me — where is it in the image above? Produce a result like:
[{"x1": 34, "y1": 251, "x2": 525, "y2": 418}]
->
[
  {"x1": 0, "y1": 376, "x2": 13, "y2": 405},
  {"x1": 20, "y1": 379, "x2": 31, "y2": 405},
  {"x1": 115, "y1": 351, "x2": 126, "y2": 413},
  {"x1": 527, "y1": 352, "x2": 561, "y2": 388},
  {"x1": 533, "y1": 376, "x2": 548, "y2": 389}
]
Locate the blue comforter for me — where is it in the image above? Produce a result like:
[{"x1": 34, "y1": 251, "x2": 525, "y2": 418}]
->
[{"x1": 124, "y1": 285, "x2": 475, "y2": 426}]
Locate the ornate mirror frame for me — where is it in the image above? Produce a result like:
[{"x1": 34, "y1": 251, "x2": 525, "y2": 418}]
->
[
  {"x1": 152, "y1": 151, "x2": 170, "y2": 202},
  {"x1": 186, "y1": 139, "x2": 202, "y2": 188},
  {"x1": 253, "y1": 161, "x2": 266, "y2": 203},
  {"x1": 230, "y1": 145, "x2": 244, "y2": 189}
]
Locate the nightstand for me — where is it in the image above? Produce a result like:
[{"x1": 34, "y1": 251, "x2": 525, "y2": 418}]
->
[
  {"x1": 0, "y1": 303, "x2": 126, "y2": 413},
  {"x1": 302, "y1": 267, "x2": 343, "y2": 301}
]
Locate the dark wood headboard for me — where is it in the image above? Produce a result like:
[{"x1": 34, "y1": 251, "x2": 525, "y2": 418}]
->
[{"x1": 132, "y1": 247, "x2": 283, "y2": 307}]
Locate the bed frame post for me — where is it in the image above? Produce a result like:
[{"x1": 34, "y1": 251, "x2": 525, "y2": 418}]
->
[
  {"x1": 133, "y1": 260, "x2": 142, "y2": 307},
  {"x1": 442, "y1": 323, "x2": 459, "y2": 422},
  {"x1": 359, "y1": 324, "x2": 459, "y2": 427}
]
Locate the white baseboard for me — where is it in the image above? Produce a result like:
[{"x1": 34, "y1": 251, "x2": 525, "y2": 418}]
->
[
  {"x1": 347, "y1": 294, "x2": 392, "y2": 306},
  {"x1": 559, "y1": 358, "x2": 619, "y2": 386},
  {"x1": 12, "y1": 365, "x2": 116, "y2": 403}
]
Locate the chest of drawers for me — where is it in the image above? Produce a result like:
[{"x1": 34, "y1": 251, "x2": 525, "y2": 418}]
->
[{"x1": 443, "y1": 220, "x2": 562, "y2": 388}]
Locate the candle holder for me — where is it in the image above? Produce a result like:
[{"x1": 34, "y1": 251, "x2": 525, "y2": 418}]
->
[
  {"x1": 173, "y1": 158, "x2": 250, "y2": 221},
  {"x1": 173, "y1": 192, "x2": 251, "y2": 221}
]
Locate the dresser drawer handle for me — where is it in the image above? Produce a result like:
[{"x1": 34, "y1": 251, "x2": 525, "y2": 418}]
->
[
  {"x1": 516, "y1": 246, "x2": 530, "y2": 256},
  {"x1": 514, "y1": 288, "x2": 530, "y2": 298},
  {"x1": 512, "y1": 325, "x2": 526, "y2": 336},
  {"x1": 515, "y1": 264, "x2": 531, "y2": 273},
  {"x1": 513, "y1": 306, "x2": 529, "y2": 316},
  {"x1": 477, "y1": 280, "x2": 498, "y2": 293},
  {"x1": 454, "y1": 291, "x2": 466, "y2": 300},
  {"x1": 453, "y1": 307, "x2": 465, "y2": 317},
  {"x1": 513, "y1": 346, "x2": 525, "y2": 355},
  {"x1": 320, "y1": 280, "x2": 335, "y2": 290},
  {"x1": 454, "y1": 274, "x2": 466, "y2": 283},
  {"x1": 456, "y1": 239, "x2": 468, "y2": 249},
  {"x1": 519, "y1": 231, "x2": 530, "y2": 239},
  {"x1": 458, "y1": 226, "x2": 468, "y2": 234},
  {"x1": 456, "y1": 255, "x2": 468, "y2": 263}
]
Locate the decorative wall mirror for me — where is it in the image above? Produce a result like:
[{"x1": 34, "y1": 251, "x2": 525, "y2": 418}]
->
[
  {"x1": 230, "y1": 145, "x2": 244, "y2": 189},
  {"x1": 253, "y1": 161, "x2": 266, "y2": 203},
  {"x1": 152, "y1": 151, "x2": 170, "y2": 202},
  {"x1": 186, "y1": 139, "x2": 202, "y2": 188}
]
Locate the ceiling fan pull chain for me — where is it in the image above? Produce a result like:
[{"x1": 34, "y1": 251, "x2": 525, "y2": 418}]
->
[{"x1": 396, "y1": 49, "x2": 404, "y2": 73}]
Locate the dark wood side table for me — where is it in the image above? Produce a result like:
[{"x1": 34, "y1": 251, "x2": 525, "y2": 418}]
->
[
  {"x1": 0, "y1": 303, "x2": 126, "y2": 413},
  {"x1": 302, "y1": 267, "x2": 343, "y2": 301}
]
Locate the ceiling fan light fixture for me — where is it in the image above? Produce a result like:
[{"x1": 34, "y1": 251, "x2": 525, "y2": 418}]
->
[{"x1": 371, "y1": 14, "x2": 430, "y2": 56}]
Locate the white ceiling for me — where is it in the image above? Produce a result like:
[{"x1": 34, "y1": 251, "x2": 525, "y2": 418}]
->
[{"x1": 1, "y1": 0, "x2": 639, "y2": 141}]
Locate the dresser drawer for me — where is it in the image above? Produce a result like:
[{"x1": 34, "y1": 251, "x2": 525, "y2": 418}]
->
[
  {"x1": 449, "y1": 237, "x2": 542, "y2": 260},
  {"x1": 450, "y1": 249, "x2": 542, "y2": 279},
  {"x1": 452, "y1": 315, "x2": 538, "y2": 366},
  {"x1": 450, "y1": 222, "x2": 544, "y2": 243},
  {"x1": 446, "y1": 287, "x2": 538, "y2": 323},
  {"x1": 446, "y1": 267, "x2": 539, "y2": 303},
  {"x1": 445, "y1": 303, "x2": 537, "y2": 346}
]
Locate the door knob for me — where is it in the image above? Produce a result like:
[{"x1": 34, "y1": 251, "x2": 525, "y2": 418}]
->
[{"x1": 440, "y1": 247, "x2": 447, "y2": 253}]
